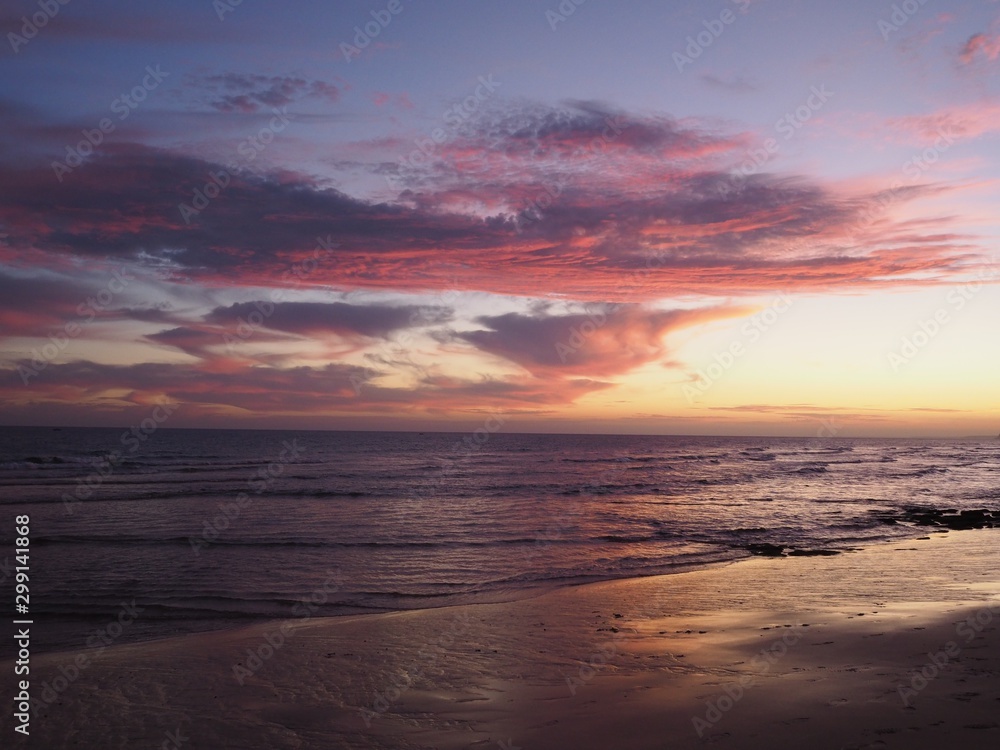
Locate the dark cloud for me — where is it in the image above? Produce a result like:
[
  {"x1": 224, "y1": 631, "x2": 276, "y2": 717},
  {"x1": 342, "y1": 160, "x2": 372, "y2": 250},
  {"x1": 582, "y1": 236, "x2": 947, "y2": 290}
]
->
[
  {"x1": 0, "y1": 102, "x2": 982, "y2": 302},
  {"x1": 0, "y1": 270, "x2": 85, "y2": 336},
  {"x1": 145, "y1": 326, "x2": 231, "y2": 360},
  {"x1": 142, "y1": 302, "x2": 454, "y2": 361},
  {"x1": 458, "y1": 304, "x2": 750, "y2": 378},
  {"x1": 451, "y1": 100, "x2": 746, "y2": 159},
  {"x1": 700, "y1": 73, "x2": 758, "y2": 92},
  {"x1": 204, "y1": 301, "x2": 452, "y2": 338},
  {"x1": 0, "y1": 143, "x2": 504, "y2": 275},
  {"x1": 186, "y1": 74, "x2": 341, "y2": 113},
  {"x1": 0, "y1": 358, "x2": 609, "y2": 420},
  {"x1": 0, "y1": 267, "x2": 186, "y2": 341}
]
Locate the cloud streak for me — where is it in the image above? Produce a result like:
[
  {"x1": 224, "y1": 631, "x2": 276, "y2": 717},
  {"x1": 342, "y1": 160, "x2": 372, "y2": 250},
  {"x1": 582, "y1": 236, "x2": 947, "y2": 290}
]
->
[
  {"x1": 0, "y1": 102, "x2": 982, "y2": 306},
  {"x1": 185, "y1": 74, "x2": 342, "y2": 113}
]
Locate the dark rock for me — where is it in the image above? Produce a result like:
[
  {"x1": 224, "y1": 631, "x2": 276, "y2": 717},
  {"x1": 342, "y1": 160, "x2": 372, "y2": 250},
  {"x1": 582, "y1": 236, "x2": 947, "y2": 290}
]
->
[
  {"x1": 787, "y1": 549, "x2": 840, "y2": 556},
  {"x1": 869, "y1": 506, "x2": 1000, "y2": 532},
  {"x1": 744, "y1": 543, "x2": 786, "y2": 557}
]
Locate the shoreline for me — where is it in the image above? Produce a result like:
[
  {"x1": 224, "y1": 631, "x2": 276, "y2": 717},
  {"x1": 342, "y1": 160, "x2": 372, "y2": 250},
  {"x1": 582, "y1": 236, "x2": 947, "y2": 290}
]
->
[
  {"x1": 15, "y1": 517, "x2": 977, "y2": 661},
  {"x1": 4, "y1": 529, "x2": 1000, "y2": 748},
  {"x1": 10, "y1": 552, "x2": 753, "y2": 661}
]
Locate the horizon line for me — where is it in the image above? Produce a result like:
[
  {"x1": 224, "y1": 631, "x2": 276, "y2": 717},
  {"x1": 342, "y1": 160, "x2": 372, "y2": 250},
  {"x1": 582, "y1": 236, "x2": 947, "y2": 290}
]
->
[{"x1": 2, "y1": 424, "x2": 997, "y2": 440}]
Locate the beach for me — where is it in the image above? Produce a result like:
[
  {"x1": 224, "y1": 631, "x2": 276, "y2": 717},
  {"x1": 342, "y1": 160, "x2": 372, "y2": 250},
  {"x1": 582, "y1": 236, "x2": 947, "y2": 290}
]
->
[{"x1": 4, "y1": 528, "x2": 999, "y2": 749}]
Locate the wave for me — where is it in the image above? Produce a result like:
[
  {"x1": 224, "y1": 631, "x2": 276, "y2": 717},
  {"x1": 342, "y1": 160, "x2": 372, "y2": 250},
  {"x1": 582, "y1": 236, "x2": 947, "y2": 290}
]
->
[
  {"x1": 559, "y1": 455, "x2": 661, "y2": 464},
  {"x1": 894, "y1": 467, "x2": 949, "y2": 477},
  {"x1": 792, "y1": 465, "x2": 828, "y2": 474},
  {"x1": 28, "y1": 534, "x2": 577, "y2": 549},
  {"x1": 596, "y1": 534, "x2": 655, "y2": 543}
]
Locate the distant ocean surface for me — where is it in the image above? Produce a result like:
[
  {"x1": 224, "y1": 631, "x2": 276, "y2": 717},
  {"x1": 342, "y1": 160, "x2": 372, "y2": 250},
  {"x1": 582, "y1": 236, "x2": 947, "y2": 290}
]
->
[{"x1": 1, "y1": 427, "x2": 998, "y2": 655}]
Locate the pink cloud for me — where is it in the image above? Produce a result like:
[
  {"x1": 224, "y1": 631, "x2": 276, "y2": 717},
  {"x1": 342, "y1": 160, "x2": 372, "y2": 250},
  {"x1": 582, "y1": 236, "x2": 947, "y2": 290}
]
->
[
  {"x1": 887, "y1": 101, "x2": 1000, "y2": 144},
  {"x1": 371, "y1": 91, "x2": 414, "y2": 109},
  {"x1": 960, "y1": 32, "x2": 1000, "y2": 64}
]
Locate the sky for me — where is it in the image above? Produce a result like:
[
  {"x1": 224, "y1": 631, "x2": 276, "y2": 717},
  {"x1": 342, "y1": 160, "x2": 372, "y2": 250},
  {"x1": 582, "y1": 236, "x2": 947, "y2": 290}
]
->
[{"x1": 0, "y1": 0, "x2": 998, "y2": 436}]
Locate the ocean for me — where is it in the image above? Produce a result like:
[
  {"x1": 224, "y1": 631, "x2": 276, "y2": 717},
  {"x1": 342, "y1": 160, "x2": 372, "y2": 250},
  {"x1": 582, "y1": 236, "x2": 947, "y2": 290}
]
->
[{"x1": 1, "y1": 426, "x2": 998, "y2": 656}]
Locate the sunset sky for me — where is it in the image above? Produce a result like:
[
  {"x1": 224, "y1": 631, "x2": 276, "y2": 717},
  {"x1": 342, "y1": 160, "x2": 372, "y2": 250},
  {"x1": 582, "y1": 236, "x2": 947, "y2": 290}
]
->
[{"x1": 1, "y1": 0, "x2": 998, "y2": 436}]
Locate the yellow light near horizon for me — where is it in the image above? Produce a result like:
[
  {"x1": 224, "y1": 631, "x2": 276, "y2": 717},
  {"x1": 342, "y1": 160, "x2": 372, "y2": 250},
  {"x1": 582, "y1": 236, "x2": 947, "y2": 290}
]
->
[{"x1": 601, "y1": 286, "x2": 1000, "y2": 434}]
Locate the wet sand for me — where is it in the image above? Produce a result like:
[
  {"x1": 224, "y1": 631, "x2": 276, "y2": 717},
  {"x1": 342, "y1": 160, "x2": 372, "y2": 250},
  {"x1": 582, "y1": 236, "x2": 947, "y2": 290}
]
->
[{"x1": 4, "y1": 530, "x2": 999, "y2": 749}]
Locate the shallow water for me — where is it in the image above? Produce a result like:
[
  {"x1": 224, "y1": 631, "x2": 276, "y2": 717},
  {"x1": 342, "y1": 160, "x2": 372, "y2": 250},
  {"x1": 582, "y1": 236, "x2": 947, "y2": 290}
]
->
[{"x1": 1, "y1": 427, "x2": 997, "y2": 653}]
